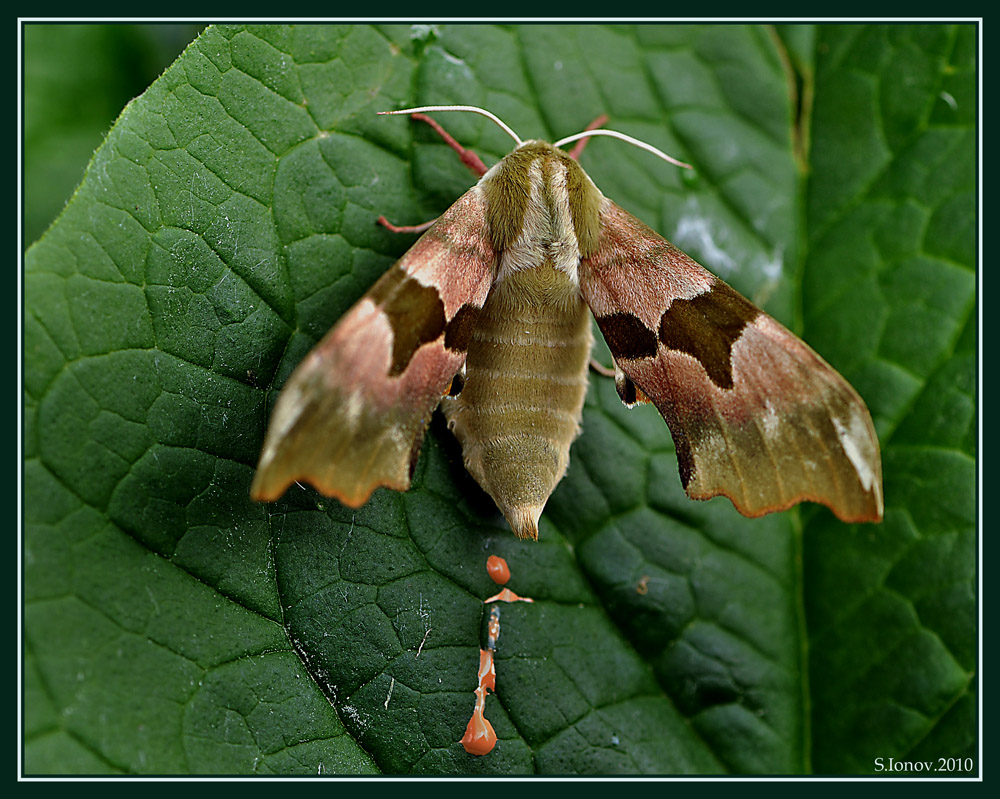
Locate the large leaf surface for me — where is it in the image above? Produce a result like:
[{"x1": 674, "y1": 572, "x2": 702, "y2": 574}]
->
[
  {"x1": 23, "y1": 24, "x2": 204, "y2": 246},
  {"x1": 23, "y1": 24, "x2": 976, "y2": 775}
]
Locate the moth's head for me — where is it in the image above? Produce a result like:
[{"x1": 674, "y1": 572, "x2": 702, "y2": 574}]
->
[
  {"x1": 500, "y1": 139, "x2": 571, "y2": 163},
  {"x1": 486, "y1": 140, "x2": 573, "y2": 176}
]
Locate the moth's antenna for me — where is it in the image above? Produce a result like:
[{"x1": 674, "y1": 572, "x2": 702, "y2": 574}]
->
[
  {"x1": 554, "y1": 129, "x2": 692, "y2": 170},
  {"x1": 378, "y1": 105, "x2": 523, "y2": 147}
]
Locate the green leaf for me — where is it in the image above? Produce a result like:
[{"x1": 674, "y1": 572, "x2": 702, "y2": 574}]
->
[
  {"x1": 23, "y1": 24, "x2": 204, "y2": 247},
  {"x1": 23, "y1": 23, "x2": 976, "y2": 775},
  {"x1": 802, "y1": 25, "x2": 976, "y2": 773}
]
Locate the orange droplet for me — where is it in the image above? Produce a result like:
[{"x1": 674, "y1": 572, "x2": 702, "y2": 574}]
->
[
  {"x1": 485, "y1": 587, "x2": 534, "y2": 604},
  {"x1": 486, "y1": 555, "x2": 510, "y2": 585},
  {"x1": 636, "y1": 575, "x2": 650, "y2": 595},
  {"x1": 461, "y1": 649, "x2": 498, "y2": 755},
  {"x1": 460, "y1": 696, "x2": 497, "y2": 756}
]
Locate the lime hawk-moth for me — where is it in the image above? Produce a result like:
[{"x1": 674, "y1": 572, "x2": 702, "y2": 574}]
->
[{"x1": 251, "y1": 106, "x2": 883, "y2": 539}]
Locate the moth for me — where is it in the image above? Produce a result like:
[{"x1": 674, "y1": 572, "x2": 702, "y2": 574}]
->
[{"x1": 251, "y1": 105, "x2": 883, "y2": 539}]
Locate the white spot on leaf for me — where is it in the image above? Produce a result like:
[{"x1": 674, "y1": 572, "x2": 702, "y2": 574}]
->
[{"x1": 674, "y1": 199, "x2": 737, "y2": 276}]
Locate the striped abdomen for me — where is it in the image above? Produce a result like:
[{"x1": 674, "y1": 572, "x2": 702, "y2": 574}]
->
[{"x1": 442, "y1": 263, "x2": 592, "y2": 539}]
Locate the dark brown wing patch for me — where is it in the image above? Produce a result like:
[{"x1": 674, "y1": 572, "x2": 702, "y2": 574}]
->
[
  {"x1": 444, "y1": 303, "x2": 482, "y2": 353},
  {"x1": 657, "y1": 282, "x2": 759, "y2": 390},
  {"x1": 369, "y1": 265, "x2": 448, "y2": 376},
  {"x1": 594, "y1": 312, "x2": 659, "y2": 360}
]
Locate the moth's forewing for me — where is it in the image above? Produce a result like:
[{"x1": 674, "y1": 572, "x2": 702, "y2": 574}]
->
[
  {"x1": 580, "y1": 201, "x2": 883, "y2": 523},
  {"x1": 251, "y1": 188, "x2": 495, "y2": 506}
]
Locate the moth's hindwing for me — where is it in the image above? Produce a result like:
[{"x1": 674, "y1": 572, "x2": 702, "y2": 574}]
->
[
  {"x1": 580, "y1": 201, "x2": 883, "y2": 523},
  {"x1": 251, "y1": 187, "x2": 495, "y2": 506}
]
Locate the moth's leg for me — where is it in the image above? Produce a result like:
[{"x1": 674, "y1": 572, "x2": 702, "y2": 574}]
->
[
  {"x1": 377, "y1": 113, "x2": 490, "y2": 234},
  {"x1": 567, "y1": 114, "x2": 609, "y2": 161},
  {"x1": 589, "y1": 359, "x2": 652, "y2": 407},
  {"x1": 411, "y1": 112, "x2": 488, "y2": 177},
  {"x1": 589, "y1": 358, "x2": 616, "y2": 378}
]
